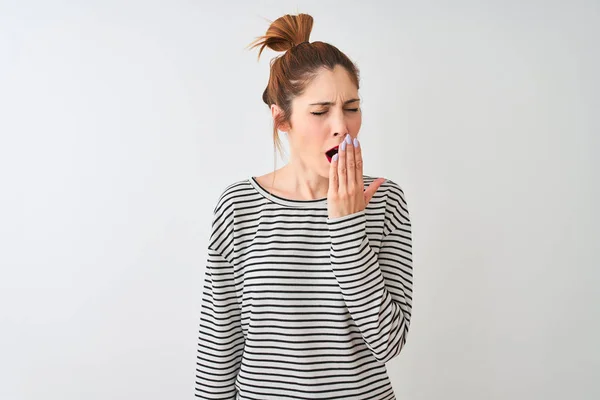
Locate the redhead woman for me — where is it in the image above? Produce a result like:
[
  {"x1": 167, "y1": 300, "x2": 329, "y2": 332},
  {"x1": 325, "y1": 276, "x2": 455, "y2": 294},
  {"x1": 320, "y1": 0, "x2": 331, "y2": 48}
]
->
[{"x1": 195, "y1": 13, "x2": 413, "y2": 400}]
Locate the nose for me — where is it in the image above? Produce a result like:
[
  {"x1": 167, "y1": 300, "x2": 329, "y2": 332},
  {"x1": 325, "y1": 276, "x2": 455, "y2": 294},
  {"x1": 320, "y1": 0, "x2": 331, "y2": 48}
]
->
[{"x1": 331, "y1": 110, "x2": 350, "y2": 139}]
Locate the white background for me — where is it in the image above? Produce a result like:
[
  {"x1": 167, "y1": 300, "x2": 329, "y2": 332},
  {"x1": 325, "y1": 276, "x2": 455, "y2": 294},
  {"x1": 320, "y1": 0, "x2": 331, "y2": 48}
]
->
[{"x1": 1, "y1": 0, "x2": 598, "y2": 399}]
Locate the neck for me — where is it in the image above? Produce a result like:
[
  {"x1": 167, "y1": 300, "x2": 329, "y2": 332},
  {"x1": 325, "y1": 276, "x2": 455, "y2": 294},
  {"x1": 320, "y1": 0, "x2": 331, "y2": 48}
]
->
[{"x1": 274, "y1": 156, "x2": 329, "y2": 200}]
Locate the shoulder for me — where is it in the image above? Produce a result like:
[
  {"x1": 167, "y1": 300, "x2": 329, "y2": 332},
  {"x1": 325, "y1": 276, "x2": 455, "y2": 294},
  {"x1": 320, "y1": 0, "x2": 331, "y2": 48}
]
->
[
  {"x1": 364, "y1": 174, "x2": 408, "y2": 203},
  {"x1": 208, "y1": 178, "x2": 253, "y2": 252},
  {"x1": 211, "y1": 178, "x2": 253, "y2": 216},
  {"x1": 364, "y1": 174, "x2": 411, "y2": 235}
]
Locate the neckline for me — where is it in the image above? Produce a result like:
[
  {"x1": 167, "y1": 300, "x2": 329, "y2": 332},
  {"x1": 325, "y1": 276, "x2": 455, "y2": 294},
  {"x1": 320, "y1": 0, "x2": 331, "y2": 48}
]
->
[{"x1": 248, "y1": 176, "x2": 328, "y2": 208}]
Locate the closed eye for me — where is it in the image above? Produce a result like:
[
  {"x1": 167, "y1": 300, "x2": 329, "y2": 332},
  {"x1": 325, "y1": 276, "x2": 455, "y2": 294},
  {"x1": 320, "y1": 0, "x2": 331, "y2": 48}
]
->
[{"x1": 311, "y1": 108, "x2": 360, "y2": 116}]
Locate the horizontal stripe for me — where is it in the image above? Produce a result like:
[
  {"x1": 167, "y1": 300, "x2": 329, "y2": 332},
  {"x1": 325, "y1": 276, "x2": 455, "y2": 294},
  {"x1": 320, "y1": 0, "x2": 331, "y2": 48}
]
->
[{"x1": 195, "y1": 175, "x2": 413, "y2": 400}]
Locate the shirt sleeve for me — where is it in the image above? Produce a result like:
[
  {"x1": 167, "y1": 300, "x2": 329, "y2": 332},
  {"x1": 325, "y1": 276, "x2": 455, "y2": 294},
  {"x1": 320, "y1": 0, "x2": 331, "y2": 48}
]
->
[
  {"x1": 326, "y1": 190, "x2": 413, "y2": 364},
  {"x1": 194, "y1": 247, "x2": 245, "y2": 399}
]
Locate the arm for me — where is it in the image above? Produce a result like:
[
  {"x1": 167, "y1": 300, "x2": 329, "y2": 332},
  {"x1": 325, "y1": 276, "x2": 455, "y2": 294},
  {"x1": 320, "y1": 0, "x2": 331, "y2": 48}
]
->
[
  {"x1": 326, "y1": 192, "x2": 413, "y2": 363},
  {"x1": 194, "y1": 247, "x2": 245, "y2": 399}
]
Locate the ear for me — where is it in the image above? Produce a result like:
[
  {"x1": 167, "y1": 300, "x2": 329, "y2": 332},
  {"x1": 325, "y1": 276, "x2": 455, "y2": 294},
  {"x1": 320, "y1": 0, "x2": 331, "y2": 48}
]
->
[{"x1": 270, "y1": 104, "x2": 291, "y2": 132}]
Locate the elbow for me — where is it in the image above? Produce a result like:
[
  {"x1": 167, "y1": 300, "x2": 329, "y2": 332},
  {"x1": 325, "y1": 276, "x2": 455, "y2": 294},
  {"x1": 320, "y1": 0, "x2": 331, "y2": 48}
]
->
[{"x1": 373, "y1": 325, "x2": 409, "y2": 363}]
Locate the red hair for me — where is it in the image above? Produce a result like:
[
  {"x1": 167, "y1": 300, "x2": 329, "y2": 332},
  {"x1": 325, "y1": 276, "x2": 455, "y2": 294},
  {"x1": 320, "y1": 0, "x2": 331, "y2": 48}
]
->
[{"x1": 247, "y1": 13, "x2": 361, "y2": 175}]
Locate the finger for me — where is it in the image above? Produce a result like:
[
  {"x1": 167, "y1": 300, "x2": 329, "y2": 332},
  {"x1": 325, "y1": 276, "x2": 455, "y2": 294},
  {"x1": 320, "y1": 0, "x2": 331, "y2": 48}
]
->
[
  {"x1": 353, "y1": 137, "x2": 364, "y2": 194},
  {"x1": 364, "y1": 178, "x2": 386, "y2": 204},
  {"x1": 346, "y1": 135, "x2": 356, "y2": 195},
  {"x1": 338, "y1": 136, "x2": 348, "y2": 196},
  {"x1": 328, "y1": 152, "x2": 339, "y2": 196}
]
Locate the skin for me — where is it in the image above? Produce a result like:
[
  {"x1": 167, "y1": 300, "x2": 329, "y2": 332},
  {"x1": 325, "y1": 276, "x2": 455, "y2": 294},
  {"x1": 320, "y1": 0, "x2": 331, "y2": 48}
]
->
[{"x1": 255, "y1": 64, "x2": 385, "y2": 218}]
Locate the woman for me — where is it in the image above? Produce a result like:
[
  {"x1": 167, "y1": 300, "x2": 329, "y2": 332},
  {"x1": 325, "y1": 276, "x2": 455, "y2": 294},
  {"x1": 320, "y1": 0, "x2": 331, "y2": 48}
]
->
[{"x1": 195, "y1": 13, "x2": 413, "y2": 400}]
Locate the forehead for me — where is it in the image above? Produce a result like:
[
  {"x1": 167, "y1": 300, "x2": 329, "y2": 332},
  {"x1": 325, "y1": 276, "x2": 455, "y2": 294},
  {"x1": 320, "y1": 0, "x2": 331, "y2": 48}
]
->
[{"x1": 299, "y1": 65, "x2": 358, "y2": 104}]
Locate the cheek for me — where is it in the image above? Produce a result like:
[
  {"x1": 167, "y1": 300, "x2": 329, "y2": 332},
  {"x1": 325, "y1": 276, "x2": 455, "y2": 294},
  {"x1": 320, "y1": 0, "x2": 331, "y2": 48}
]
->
[
  {"x1": 294, "y1": 120, "x2": 323, "y2": 151},
  {"x1": 302, "y1": 120, "x2": 325, "y2": 142},
  {"x1": 305, "y1": 118, "x2": 323, "y2": 134},
  {"x1": 306, "y1": 122, "x2": 329, "y2": 158},
  {"x1": 351, "y1": 113, "x2": 362, "y2": 132}
]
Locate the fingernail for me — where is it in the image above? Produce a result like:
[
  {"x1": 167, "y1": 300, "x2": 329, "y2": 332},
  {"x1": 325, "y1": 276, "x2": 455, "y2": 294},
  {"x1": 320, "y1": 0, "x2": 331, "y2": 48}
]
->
[
  {"x1": 345, "y1": 135, "x2": 352, "y2": 145},
  {"x1": 353, "y1": 138, "x2": 359, "y2": 147},
  {"x1": 332, "y1": 153, "x2": 339, "y2": 162},
  {"x1": 341, "y1": 141, "x2": 346, "y2": 151}
]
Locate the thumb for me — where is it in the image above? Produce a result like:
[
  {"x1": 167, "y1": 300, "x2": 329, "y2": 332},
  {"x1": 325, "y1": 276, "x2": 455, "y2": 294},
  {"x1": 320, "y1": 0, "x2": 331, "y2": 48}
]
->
[{"x1": 364, "y1": 178, "x2": 386, "y2": 204}]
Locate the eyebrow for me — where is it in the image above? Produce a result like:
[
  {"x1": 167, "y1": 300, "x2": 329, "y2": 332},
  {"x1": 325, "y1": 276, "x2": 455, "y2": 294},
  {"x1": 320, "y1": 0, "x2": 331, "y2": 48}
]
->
[{"x1": 309, "y1": 98, "x2": 360, "y2": 106}]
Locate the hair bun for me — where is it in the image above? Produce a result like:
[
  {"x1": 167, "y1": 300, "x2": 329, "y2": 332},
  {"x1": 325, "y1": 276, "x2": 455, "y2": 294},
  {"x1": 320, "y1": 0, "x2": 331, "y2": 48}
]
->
[{"x1": 247, "y1": 13, "x2": 313, "y2": 60}]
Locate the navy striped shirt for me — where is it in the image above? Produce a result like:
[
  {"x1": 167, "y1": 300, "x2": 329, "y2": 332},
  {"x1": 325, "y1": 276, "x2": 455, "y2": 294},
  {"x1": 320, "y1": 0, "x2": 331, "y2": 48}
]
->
[{"x1": 195, "y1": 175, "x2": 413, "y2": 399}]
